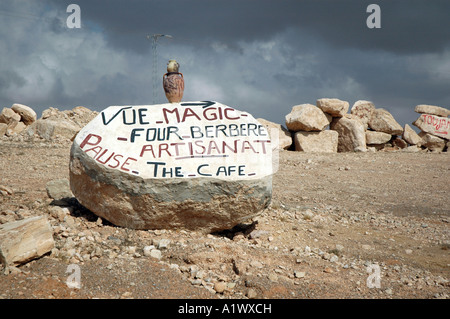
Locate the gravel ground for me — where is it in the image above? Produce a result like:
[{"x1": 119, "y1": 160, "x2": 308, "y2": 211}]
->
[{"x1": 0, "y1": 138, "x2": 449, "y2": 300}]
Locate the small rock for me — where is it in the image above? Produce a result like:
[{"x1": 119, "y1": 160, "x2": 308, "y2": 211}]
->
[
  {"x1": 214, "y1": 282, "x2": 227, "y2": 293},
  {"x1": 246, "y1": 288, "x2": 258, "y2": 299},
  {"x1": 158, "y1": 239, "x2": 171, "y2": 250},
  {"x1": 120, "y1": 291, "x2": 133, "y2": 299},
  {"x1": 0, "y1": 185, "x2": 13, "y2": 195},
  {"x1": 250, "y1": 260, "x2": 264, "y2": 269},
  {"x1": 227, "y1": 282, "x2": 236, "y2": 289},
  {"x1": 294, "y1": 271, "x2": 305, "y2": 278},
  {"x1": 149, "y1": 249, "x2": 162, "y2": 260},
  {"x1": 248, "y1": 229, "x2": 269, "y2": 239},
  {"x1": 405, "y1": 249, "x2": 413, "y2": 255},
  {"x1": 323, "y1": 267, "x2": 333, "y2": 273},
  {"x1": 46, "y1": 179, "x2": 73, "y2": 201},
  {"x1": 191, "y1": 279, "x2": 202, "y2": 285},
  {"x1": 330, "y1": 255, "x2": 339, "y2": 263}
]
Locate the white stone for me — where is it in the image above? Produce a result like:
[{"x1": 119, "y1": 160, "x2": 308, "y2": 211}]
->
[
  {"x1": 32, "y1": 118, "x2": 80, "y2": 141},
  {"x1": 157, "y1": 239, "x2": 171, "y2": 250},
  {"x1": 69, "y1": 102, "x2": 273, "y2": 233},
  {"x1": 316, "y1": 98, "x2": 349, "y2": 117},
  {"x1": 143, "y1": 245, "x2": 155, "y2": 256},
  {"x1": 0, "y1": 123, "x2": 7, "y2": 136},
  {"x1": 413, "y1": 114, "x2": 449, "y2": 140},
  {"x1": 402, "y1": 124, "x2": 422, "y2": 145},
  {"x1": 214, "y1": 282, "x2": 227, "y2": 293},
  {"x1": 419, "y1": 132, "x2": 446, "y2": 152},
  {"x1": 368, "y1": 108, "x2": 403, "y2": 135},
  {"x1": 365, "y1": 131, "x2": 392, "y2": 145},
  {"x1": 294, "y1": 130, "x2": 338, "y2": 153},
  {"x1": 11, "y1": 103, "x2": 37, "y2": 125},
  {"x1": 0, "y1": 216, "x2": 54, "y2": 266},
  {"x1": 0, "y1": 107, "x2": 20, "y2": 125},
  {"x1": 330, "y1": 115, "x2": 367, "y2": 152},
  {"x1": 149, "y1": 249, "x2": 162, "y2": 260},
  {"x1": 46, "y1": 178, "x2": 73, "y2": 200},
  {"x1": 414, "y1": 104, "x2": 450, "y2": 118},
  {"x1": 257, "y1": 118, "x2": 292, "y2": 150},
  {"x1": 350, "y1": 100, "x2": 375, "y2": 130},
  {"x1": 285, "y1": 104, "x2": 331, "y2": 132},
  {"x1": 5, "y1": 121, "x2": 26, "y2": 136}
]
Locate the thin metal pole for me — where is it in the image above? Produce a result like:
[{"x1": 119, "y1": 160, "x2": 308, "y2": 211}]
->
[
  {"x1": 147, "y1": 34, "x2": 173, "y2": 104},
  {"x1": 152, "y1": 36, "x2": 157, "y2": 104}
]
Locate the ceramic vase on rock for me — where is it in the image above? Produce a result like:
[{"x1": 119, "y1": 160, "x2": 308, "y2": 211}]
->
[{"x1": 163, "y1": 72, "x2": 184, "y2": 103}]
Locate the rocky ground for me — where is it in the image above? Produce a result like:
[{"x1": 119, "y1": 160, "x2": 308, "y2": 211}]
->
[{"x1": 0, "y1": 137, "x2": 449, "y2": 300}]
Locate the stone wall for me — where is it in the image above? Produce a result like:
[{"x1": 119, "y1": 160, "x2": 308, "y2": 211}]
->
[
  {"x1": 266, "y1": 99, "x2": 449, "y2": 153},
  {"x1": 2, "y1": 101, "x2": 448, "y2": 153}
]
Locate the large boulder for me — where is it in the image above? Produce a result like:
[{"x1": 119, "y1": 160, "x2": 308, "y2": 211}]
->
[
  {"x1": 285, "y1": 104, "x2": 331, "y2": 132},
  {"x1": 365, "y1": 131, "x2": 392, "y2": 145},
  {"x1": 27, "y1": 106, "x2": 98, "y2": 141},
  {"x1": 330, "y1": 114, "x2": 366, "y2": 152},
  {"x1": 6, "y1": 121, "x2": 26, "y2": 136},
  {"x1": 0, "y1": 107, "x2": 20, "y2": 125},
  {"x1": 414, "y1": 104, "x2": 450, "y2": 118},
  {"x1": 0, "y1": 123, "x2": 7, "y2": 136},
  {"x1": 413, "y1": 114, "x2": 449, "y2": 140},
  {"x1": 419, "y1": 132, "x2": 446, "y2": 152},
  {"x1": 402, "y1": 124, "x2": 422, "y2": 145},
  {"x1": 316, "y1": 98, "x2": 349, "y2": 117},
  {"x1": 257, "y1": 118, "x2": 292, "y2": 150},
  {"x1": 350, "y1": 100, "x2": 375, "y2": 130},
  {"x1": 294, "y1": 130, "x2": 338, "y2": 153},
  {"x1": 368, "y1": 108, "x2": 403, "y2": 135},
  {"x1": 69, "y1": 101, "x2": 273, "y2": 233},
  {"x1": 11, "y1": 103, "x2": 37, "y2": 125},
  {"x1": 32, "y1": 118, "x2": 80, "y2": 141},
  {"x1": 0, "y1": 216, "x2": 54, "y2": 267}
]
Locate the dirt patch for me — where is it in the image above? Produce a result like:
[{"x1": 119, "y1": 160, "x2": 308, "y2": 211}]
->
[{"x1": 0, "y1": 140, "x2": 449, "y2": 299}]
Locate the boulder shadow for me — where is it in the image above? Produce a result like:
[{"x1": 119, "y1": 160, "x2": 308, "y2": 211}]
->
[{"x1": 211, "y1": 221, "x2": 258, "y2": 239}]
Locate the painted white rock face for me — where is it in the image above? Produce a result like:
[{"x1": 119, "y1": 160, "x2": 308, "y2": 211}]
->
[
  {"x1": 69, "y1": 101, "x2": 273, "y2": 233},
  {"x1": 413, "y1": 114, "x2": 450, "y2": 140}
]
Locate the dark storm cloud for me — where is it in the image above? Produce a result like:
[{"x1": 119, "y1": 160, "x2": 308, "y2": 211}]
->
[
  {"x1": 1, "y1": 0, "x2": 449, "y2": 128},
  {"x1": 47, "y1": 0, "x2": 450, "y2": 54}
]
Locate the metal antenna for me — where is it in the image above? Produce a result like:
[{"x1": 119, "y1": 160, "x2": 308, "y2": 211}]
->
[{"x1": 147, "y1": 34, "x2": 173, "y2": 104}]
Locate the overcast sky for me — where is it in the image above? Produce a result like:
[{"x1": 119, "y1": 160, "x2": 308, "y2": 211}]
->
[{"x1": 0, "y1": 0, "x2": 449, "y2": 127}]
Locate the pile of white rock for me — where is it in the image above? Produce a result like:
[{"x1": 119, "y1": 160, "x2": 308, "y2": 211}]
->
[
  {"x1": 0, "y1": 103, "x2": 98, "y2": 142},
  {"x1": 0, "y1": 104, "x2": 37, "y2": 137},
  {"x1": 262, "y1": 98, "x2": 449, "y2": 153},
  {"x1": 411, "y1": 105, "x2": 450, "y2": 152}
]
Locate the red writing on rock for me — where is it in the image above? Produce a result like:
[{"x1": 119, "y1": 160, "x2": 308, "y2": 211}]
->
[{"x1": 80, "y1": 134, "x2": 137, "y2": 172}]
